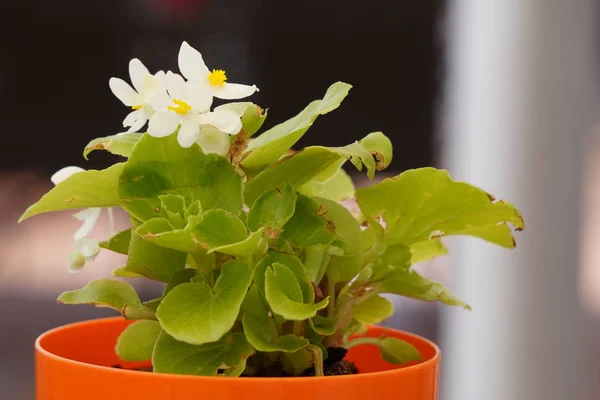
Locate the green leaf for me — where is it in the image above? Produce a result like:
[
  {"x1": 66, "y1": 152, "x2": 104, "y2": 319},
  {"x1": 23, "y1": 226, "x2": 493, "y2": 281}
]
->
[
  {"x1": 144, "y1": 268, "x2": 197, "y2": 309},
  {"x1": 254, "y1": 252, "x2": 314, "y2": 303},
  {"x1": 115, "y1": 320, "x2": 161, "y2": 361},
  {"x1": 352, "y1": 295, "x2": 394, "y2": 324},
  {"x1": 242, "y1": 82, "x2": 352, "y2": 175},
  {"x1": 113, "y1": 266, "x2": 142, "y2": 278},
  {"x1": 355, "y1": 167, "x2": 524, "y2": 247},
  {"x1": 100, "y1": 229, "x2": 132, "y2": 255},
  {"x1": 303, "y1": 244, "x2": 330, "y2": 284},
  {"x1": 265, "y1": 263, "x2": 328, "y2": 320},
  {"x1": 346, "y1": 336, "x2": 422, "y2": 364},
  {"x1": 192, "y1": 210, "x2": 262, "y2": 257},
  {"x1": 122, "y1": 226, "x2": 187, "y2": 283},
  {"x1": 308, "y1": 315, "x2": 336, "y2": 336},
  {"x1": 358, "y1": 131, "x2": 393, "y2": 171},
  {"x1": 119, "y1": 133, "x2": 243, "y2": 221},
  {"x1": 57, "y1": 278, "x2": 155, "y2": 319},
  {"x1": 157, "y1": 260, "x2": 252, "y2": 345},
  {"x1": 317, "y1": 198, "x2": 362, "y2": 283},
  {"x1": 298, "y1": 167, "x2": 354, "y2": 202},
  {"x1": 215, "y1": 102, "x2": 267, "y2": 136},
  {"x1": 192, "y1": 210, "x2": 246, "y2": 248},
  {"x1": 153, "y1": 331, "x2": 254, "y2": 376},
  {"x1": 375, "y1": 267, "x2": 471, "y2": 309},
  {"x1": 247, "y1": 183, "x2": 297, "y2": 233},
  {"x1": 410, "y1": 238, "x2": 448, "y2": 263},
  {"x1": 83, "y1": 132, "x2": 142, "y2": 159},
  {"x1": 19, "y1": 163, "x2": 125, "y2": 222},
  {"x1": 136, "y1": 217, "x2": 202, "y2": 255},
  {"x1": 209, "y1": 229, "x2": 264, "y2": 258},
  {"x1": 244, "y1": 134, "x2": 389, "y2": 206},
  {"x1": 242, "y1": 313, "x2": 309, "y2": 353},
  {"x1": 282, "y1": 348, "x2": 314, "y2": 376},
  {"x1": 279, "y1": 194, "x2": 336, "y2": 248}
]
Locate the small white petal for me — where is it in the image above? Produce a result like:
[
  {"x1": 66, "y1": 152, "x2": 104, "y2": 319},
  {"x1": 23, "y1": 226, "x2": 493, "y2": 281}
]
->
[
  {"x1": 215, "y1": 102, "x2": 252, "y2": 115},
  {"x1": 148, "y1": 112, "x2": 180, "y2": 138},
  {"x1": 187, "y1": 81, "x2": 213, "y2": 113},
  {"x1": 128, "y1": 113, "x2": 148, "y2": 133},
  {"x1": 150, "y1": 91, "x2": 172, "y2": 111},
  {"x1": 51, "y1": 166, "x2": 85, "y2": 185},
  {"x1": 109, "y1": 78, "x2": 139, "y2": 106},
  {"x1": 179, "y1": 41, "x2": 210, "y2": 81},
  {"x1": 207, "y1": 109, "x2": 242, "y2": 135},
  {"x1": 213, "y1": 83, "x2": 258, "y2": 100},
  {"x1": 177, "y1": 118, "x2": 200, "y2": 148},
  {"x1": 197, "y1": 126, "x2": 231, "y2": 156},
  {"x1": 73, "y1": 208, "x2": 102, "y2": 240},
  {"x1": 129, "y1": 58, "x2": 150, "y2": 94},
  {"x1": 122, "y1": 109, "x2": 143, "y2": 127},
  {"x1": 75, "y1": 237, "x2": 101, "y2": 259},
  {"x1": 166, "y1": 71, "x2": 187, "y2": 100},
  {"x1": 154, "y1": 70, "x2": 166, "y2": 89}
]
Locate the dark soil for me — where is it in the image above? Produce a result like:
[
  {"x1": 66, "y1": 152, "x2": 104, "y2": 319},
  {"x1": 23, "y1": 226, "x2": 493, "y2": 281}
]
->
[
  {"x1": 110, "y1": 347, "x2": 358, "y2": 377},
  {"x1": 245, "y1": 347, "x2": 358, "y2": 377}
]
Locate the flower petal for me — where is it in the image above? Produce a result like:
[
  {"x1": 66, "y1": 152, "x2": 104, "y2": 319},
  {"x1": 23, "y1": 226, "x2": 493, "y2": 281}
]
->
[
  {"x1": 177, "y1": 118, "x2": 200, "y2": 148},
  {"x1": 150, "y1": 91, "x2": 172, "y2": 111},
  {"x1": 155, "y1": 70, "x2": 166, "y2": 89},
  {"x1": 73, "y1": 208, "x2": 102, "y2": 240},
  {"x1": 213, "y1": 83, "x2": 258, "y2": 100},
  {"x1": 166, "y1": 71, "x2": 187, "y2": 100},
  {"x1": 197, "y1": 126, "x2": 231, "y2": 156},
  {"x1": 75, "y1": 237, "x2": 101, "y2": 259},
  {"x1": 123, "y1": 109, "x2": 143, "y2": 127},
  {"x1": 187, "y1": 81, "x2": 213, "y2": 113},
  {"x1": 128, "y1": 113, "x2": 148, "y2": 133},
  {"x1": 129, "y1": 58, "x2": 150, "y2": 93},
  {"x1": 109, "y1": 78, "x2": 139, "y2": 106},
  {"x1": 200, "y1": 109, "x2": 242, "y2": 135},
  {"x1": 179, "y1": 41, "x2": 209, "y2": 81},
  {"x1": 148, "y1": 112, "x2": 180, "y2": 138},
  {"x1": 51, "y1": 166, "x2": 85, "y2": 185}
]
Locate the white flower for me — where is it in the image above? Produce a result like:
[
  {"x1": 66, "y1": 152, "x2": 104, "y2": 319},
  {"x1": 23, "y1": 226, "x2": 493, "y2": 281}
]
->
[
  {"x1": 68, "y1": 238, "x2": 101, "y2": 273},
  {"x1": 178, "y1": 41, "x2": 258, "y2": 100},
  {"x1": 148, "y1": 72, "x2": 242, "y2": 148},
  {"x1": 51, "y1": 166, "x2": 104, "y2": 240},
  {"x1": 52, "y1": 166, "x2": 116, "y2": 272},
  {"x1": 109, "y1": 59, "x2": 166, "y2": 133}
]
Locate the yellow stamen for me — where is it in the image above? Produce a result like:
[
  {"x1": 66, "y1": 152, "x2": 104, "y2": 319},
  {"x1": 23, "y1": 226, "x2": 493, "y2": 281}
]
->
[
  {"x1": 131, "y1": 105, "x2": 143, "y2": 110},
  {"x1": 208, "y1": 69, "x2": 227, "y2": 87},
  {"x1": 167, "y1": 99, "x2": 192, "y2": 115}
]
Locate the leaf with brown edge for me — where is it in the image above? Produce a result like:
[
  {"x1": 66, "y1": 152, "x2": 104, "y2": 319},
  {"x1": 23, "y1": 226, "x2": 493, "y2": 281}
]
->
[
  {"x1": 83, "y1": 133, "x2": 142, "y2": 159},
  {"x1": 355, "y1": 167, "x2": 524, "y2": 248},
  {"x1": 57, "y1": 278, "x2": 156, "y2": 320}
]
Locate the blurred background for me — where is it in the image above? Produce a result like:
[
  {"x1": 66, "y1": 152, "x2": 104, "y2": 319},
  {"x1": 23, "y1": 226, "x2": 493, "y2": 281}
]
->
[{"x1": 1, "y1": 0, "x2": 598, "y2": 399}]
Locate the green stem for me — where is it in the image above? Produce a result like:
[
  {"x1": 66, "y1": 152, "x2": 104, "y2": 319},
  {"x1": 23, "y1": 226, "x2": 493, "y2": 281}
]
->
[
  {"x1": 327, "y1": 274, "x2": 336, "y2": 319},
  {"x1": 293, "y1": 320, "x2": 303, "y2": 336},
  {"x1": 361, "y1": 242, "x2": 385, "y2": 267},
  {"x1": 306, "y1": 344, "x2": 324, "y2": 377},
  {"x1": 193, "y1": 253, "x2": 214, "y2": 286},
  {"x1": 344, "y1": 336, "x2": 378, "y2": 349}
]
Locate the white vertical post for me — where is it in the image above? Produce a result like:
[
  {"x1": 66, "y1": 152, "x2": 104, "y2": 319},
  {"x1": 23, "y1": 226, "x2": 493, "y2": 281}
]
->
[{"x1": 441, "y1": 2, "x2": 598, "y2": 400}]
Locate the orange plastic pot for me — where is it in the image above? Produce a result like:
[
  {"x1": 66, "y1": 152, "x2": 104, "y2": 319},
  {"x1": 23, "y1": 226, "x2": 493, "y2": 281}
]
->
[{"x1": 36, "y1": 317, "x2": 440, "y2": 400}]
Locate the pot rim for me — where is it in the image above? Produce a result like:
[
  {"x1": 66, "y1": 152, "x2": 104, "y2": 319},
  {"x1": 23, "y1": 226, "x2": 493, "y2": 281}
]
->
[{"x1": 35, "y1": 317, "x2": 440, "y2": 382}]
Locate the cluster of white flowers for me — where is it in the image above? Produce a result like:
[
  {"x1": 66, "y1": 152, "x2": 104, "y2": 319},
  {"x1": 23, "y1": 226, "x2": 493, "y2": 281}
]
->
[
  {"x1": 109, "y1": 41, "x2": 258, "y2": 153},
  {"x1": 52, "y1": 42, "x2": 258, "y2": 272}
]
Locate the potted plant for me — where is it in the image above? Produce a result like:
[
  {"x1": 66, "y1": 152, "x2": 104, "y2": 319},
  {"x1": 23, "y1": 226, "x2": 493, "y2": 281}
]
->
[{"x1": 21, "y1": 42, "x2": 523, "y2": 400}]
